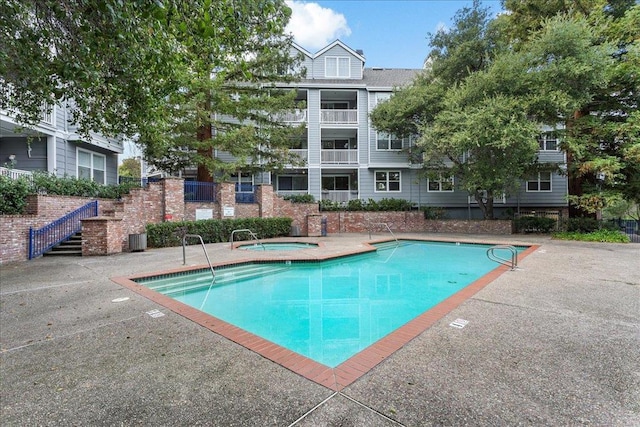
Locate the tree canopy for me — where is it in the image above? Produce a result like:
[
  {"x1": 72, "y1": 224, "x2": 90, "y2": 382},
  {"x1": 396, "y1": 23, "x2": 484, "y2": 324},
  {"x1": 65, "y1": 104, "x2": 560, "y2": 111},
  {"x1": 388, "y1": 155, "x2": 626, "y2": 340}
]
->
[
  {"x1": 371, "y1": 0, "x2": 638, "y2": 218},
  {"x1": 1, "y1": 0, "x2": 304, "y2": 179}
]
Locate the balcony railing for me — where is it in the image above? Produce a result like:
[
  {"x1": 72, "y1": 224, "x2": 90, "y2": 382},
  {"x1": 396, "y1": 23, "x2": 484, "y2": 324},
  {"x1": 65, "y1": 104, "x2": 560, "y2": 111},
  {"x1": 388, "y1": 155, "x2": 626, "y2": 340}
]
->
[
  {"x1": 277, "y1": 109, "x2": 307, "y2": 123},
  {"x1": 321, "y1": 149, "x2": 358, "y2": 164},
  {"x1": 321, "y1": 190, "x2": 357, "y2": 203},
  {"x1": 0, "y1": 166, "x2": 33, "y2": 180},
  {"x1": 40, "y1": 102, "x2": 55, "y2": 126},
  {"x1": 289, "y1": 149, "x2": 308, "y2": 163},
  {"x1": 184, "y1": 181, "x2": 217, "y2": 202},
  {"x1": 320, "y1": 109, "x2": 358, "y2": 124}
]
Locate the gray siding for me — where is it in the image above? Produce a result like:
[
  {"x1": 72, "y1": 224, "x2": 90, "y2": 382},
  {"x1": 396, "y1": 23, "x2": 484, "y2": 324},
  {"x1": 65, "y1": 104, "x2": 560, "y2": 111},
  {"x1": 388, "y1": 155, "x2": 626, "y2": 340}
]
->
[{"x1": 307, "y1": 90, "x2": 321, "y2": 166}]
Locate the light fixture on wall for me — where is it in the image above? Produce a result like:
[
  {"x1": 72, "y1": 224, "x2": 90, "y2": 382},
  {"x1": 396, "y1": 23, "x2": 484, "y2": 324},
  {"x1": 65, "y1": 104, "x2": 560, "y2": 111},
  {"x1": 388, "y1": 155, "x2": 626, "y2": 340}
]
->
[{"x1": 8, "y1": 154, "x2": 16, "y2": 161}]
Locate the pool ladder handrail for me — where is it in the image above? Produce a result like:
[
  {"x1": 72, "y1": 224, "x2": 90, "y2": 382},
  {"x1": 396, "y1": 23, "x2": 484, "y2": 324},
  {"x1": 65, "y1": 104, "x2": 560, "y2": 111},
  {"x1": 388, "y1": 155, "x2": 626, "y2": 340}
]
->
[
  {"x1": 486, "y1": 245, "x2": 518, "y2": 271},
  {"x1": 229, "y1": 229, "x2": 265, "y2": 250},
  {"x1": 368, "y1": 222, "x2": 398, "y2": 245},
  {"x1": 182, "y1": 234, "x2": 215, "y2": 281}
]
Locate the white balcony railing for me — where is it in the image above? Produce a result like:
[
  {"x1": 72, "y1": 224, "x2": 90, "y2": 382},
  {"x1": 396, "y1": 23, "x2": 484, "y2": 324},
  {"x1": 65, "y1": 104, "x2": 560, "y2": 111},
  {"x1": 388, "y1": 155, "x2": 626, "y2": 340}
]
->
[
  {"x1": 320, "y1": 109, "x2": 358, "y2": 124},
  {"x1": 289, "y1": 149, "x2": 308, "y2": 163},
  {"x1": 321, "y1": 149, "x2": 358, "y2": 164},
  {"x1": 40, "y1": 102, "x2": 55, "y2": 126},
  {"x1": 321, "y1": 190, "x2": 356, "y2": 203},
  {"x1": 0, "y1": 166, "x2": 33, "y2": 180},
  {"x1": 277, "y1": 109, "x2": 307, "y2": 123}
]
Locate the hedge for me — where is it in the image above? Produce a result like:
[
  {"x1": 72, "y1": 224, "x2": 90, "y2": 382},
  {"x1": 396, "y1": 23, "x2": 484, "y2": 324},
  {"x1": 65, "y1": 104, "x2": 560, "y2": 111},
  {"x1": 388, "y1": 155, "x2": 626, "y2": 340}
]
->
[
  {"x1": 513, "y1": 216, "x2": 557, "y2": 233},
  {"x1": 146, "y1": 217, "x2": 293, "y2": 248}
]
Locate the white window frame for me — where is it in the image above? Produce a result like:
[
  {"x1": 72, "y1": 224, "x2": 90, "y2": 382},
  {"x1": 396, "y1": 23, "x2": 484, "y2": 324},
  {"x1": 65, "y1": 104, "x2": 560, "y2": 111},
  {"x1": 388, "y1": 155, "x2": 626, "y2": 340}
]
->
[
  {"x1": 77, "y1": 148, "x2": 106, "y2": 185},
  {"x1": 527, "y1": 172, "x2": 552, "y2": 192},
  {"x1": 538, "y1": 135, "x2": 559, "y2": 151},
  {"x1": 376, "y1": 132, "x2": 404, "y2": 151},
  {"x1": 325, "y1": 56, "x2": 350, "y2": 78},
  {"x1": 427, "y1": 174, "x2": 454, "y2": 192},
  {"x1": 375, "y1": 170, "x2": 401, "y2": 193}
]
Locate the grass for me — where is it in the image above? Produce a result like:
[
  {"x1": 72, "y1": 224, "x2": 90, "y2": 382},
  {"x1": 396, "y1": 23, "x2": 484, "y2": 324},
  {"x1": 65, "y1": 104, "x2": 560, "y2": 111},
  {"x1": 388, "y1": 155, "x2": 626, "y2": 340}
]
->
[{"x1": 552, "y1": 229, "x2": 631, "y2": 243}]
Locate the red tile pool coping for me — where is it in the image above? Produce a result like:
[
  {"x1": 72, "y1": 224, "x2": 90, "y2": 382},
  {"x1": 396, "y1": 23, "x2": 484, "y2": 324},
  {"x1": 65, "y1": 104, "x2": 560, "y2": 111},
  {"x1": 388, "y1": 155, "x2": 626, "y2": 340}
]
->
[{"x1": 112, "y1": 239, "x2": 539, "y2": 391}]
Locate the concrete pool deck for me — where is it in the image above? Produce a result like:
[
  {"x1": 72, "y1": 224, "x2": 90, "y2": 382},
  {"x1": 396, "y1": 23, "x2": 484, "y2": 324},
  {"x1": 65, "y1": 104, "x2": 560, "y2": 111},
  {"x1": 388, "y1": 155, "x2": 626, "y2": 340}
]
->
[{"x1": 1, "y1": 233, "x2": 638, "y2": 425}]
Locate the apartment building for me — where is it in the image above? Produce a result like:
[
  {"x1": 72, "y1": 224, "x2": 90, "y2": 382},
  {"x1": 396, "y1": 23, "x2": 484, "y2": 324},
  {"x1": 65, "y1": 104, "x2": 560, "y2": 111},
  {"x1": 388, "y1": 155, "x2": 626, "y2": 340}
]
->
[
  {"x1": 0, "y1": 102, "x2": 122, "y2": 184},
  {"x1": 225, "y1": 40, "x2": 568, "y2": 219}
]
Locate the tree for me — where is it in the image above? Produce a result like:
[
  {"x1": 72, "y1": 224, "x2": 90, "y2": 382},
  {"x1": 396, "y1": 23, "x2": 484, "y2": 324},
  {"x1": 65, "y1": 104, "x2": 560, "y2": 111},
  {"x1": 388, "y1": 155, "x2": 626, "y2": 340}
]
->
[
  {"x1": 0, "y1": 0, "x2": 180, "y2": 138},
  {"x1": 1, "y1": 0, "x2": 305, "y2": 181},
  {"x1": 118, "y1": 158, "x2": 141, "y2": 179},
  {"x1": 496, "y1": 0, "x2": 640, "y2": 216},
  {"x1": 372, "y1": 3, "x2": 613, "y2": 219}
]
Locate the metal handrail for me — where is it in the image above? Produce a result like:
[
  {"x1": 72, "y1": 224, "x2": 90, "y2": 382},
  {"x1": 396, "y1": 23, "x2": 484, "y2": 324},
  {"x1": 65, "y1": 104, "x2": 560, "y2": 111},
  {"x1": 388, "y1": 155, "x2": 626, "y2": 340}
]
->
[
  {"x1": 486, "y1": 245, "x2": 518, "y2": 270},
  {"x1": 229, "y1": 229, "x2": 265, "y2": 250},
  {"x1": 29, "y1": 200, "x2": 98, "y2": 259},
  {"x1": 182, "y1": 234, "x2": 215, "y2": 281},
  {"x1": 368, "y1": 222, "x2": 398, "y2": 245}
]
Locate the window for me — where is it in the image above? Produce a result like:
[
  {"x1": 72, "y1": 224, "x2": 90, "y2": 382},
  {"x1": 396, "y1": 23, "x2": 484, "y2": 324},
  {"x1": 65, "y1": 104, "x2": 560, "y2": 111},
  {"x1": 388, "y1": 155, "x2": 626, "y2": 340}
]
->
[
  {"x1": 231, "y1": 172, "x2": 254, "y2": 192},
  {"x1": 538, "y1": 135, "x2": 558, "y2": 151},
  {"x1": 77, "y1": 149, "x2": 105, "y2": 184},
  {"x1": 375, "y1": 171, "x2": 400, "y2": 192},
  {"x1": 277, "y1": 175, "x2": 308, "y2": 191},
  {"x1": 325, "y1": 57, "x2": 350, "y2": 78},
  {"x1": 427, "y1": 174, "x2": 454, "y2": 192},
  {"x1": 527, "y1": 172, "x2": 552, "y2": 192},
  {"x1": 376, "y1": 132, "x2": 403, "y2": 150},
  {"x1": 322, "y1": 176, "x2": 350, "y2": 191}
]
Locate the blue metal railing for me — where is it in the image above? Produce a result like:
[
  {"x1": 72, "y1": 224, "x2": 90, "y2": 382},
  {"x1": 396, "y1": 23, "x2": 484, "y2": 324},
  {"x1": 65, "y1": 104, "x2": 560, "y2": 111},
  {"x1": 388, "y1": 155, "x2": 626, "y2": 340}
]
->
[
  {"x1": 29, "y1": 200, "x2": 98, "y2": 259},
  {"x1": 184, "y1": 181, "x2": 218, "y2": 202},
  {"x1": 235, "y1": 183, "x2": 255, "y2": 203}
]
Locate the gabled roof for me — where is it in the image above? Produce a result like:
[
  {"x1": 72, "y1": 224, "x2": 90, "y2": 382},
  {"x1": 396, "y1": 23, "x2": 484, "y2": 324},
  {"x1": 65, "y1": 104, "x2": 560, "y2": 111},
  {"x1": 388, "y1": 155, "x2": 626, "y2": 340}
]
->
[
  {"x1": 362, "y1": 68, "x2": 421, "y2": 89},
  {"x1": 294, "y1": 40, "x2": 366, "y2": 62},
  {"x1": 291, "y1": 42, "x2": 313, "y2": 59}
]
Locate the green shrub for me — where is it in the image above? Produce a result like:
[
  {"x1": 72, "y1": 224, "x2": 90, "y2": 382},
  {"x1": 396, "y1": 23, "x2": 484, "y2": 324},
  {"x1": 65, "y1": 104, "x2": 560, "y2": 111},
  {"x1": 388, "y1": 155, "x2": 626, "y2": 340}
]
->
[
  {"x1": 564, "y1": 217, "x2": 600, "y2": 233},
  {"x1": 514, "y1": 216, "x2": 557, "y2": 233},
  {"x1": 282, "y1": 194, "x2": 315, "y2": 203},
  {"x1": 0, "y1": 175, "x2": 31, "y2": 214},
  {"x1": 422, "y1": 206, "x2": 447, "y2": 220},
  {"x1": 319, "y1": 197, "x2": 413, "y2": 212},
  {"x1": 552, "y1": 229, "x2": 630, "y2": 243},
  {"x1": 146, "y1": 217, "x2": 293, "y2": 248}
]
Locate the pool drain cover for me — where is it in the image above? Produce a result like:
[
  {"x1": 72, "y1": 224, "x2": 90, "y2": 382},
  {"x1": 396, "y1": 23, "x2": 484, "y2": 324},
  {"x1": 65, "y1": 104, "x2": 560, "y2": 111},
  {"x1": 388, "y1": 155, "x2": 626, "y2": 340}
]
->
[
  {"x1": 449, "y1": 318, "x2": 469, "y2": 329},
  {"x1": 146, "y1": 309, "x2": 165, "y2": 318}
]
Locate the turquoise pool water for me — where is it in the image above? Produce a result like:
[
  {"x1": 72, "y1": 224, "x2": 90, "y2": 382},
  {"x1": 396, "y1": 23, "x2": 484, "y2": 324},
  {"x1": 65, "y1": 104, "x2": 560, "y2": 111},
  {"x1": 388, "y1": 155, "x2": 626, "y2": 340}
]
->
[
  {"x1": 238, "y1": 242, "x2": 319, "y2": 251},
  {"x1": 136, "y1": 241, "x2": 523, "y2": 367}
]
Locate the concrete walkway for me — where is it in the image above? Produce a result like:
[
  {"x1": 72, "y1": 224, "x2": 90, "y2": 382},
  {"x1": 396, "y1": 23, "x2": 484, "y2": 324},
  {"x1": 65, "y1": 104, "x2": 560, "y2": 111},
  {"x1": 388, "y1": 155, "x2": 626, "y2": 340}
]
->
[{"x1": 1, "y1": 233, "x2": 638, "y2": 426}]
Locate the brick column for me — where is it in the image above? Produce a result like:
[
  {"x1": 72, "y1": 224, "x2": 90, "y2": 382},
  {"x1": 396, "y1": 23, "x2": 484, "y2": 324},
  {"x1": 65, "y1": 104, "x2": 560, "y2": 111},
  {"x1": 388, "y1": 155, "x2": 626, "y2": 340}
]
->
[
  {"x1": 162, "y1": 177, "x2": 184, "y2": 222},
  {"x1": 81, "y1": 217, "x2": 123, "y2": 256},
  {"x1": 256, "y1": 184, "x2": 274, "y2": 218},
  {"x1": 217, "y1": 182, "x2": 236, "y2": 219}
]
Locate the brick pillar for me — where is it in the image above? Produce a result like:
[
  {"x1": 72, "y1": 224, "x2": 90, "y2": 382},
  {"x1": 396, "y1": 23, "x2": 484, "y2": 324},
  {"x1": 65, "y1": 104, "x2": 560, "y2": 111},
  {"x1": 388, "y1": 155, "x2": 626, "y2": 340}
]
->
[
  {"x1": 81, "y1": 217, "x2": 123, "y2": 256},
  {"x1": 256, "y1": 184, "x2": 274, "y2": 218},
  {"x1": 217, "y1": 182, "x2": 236, "y2": 219},
  {"x1": 162, "y1": 177, "x2": 184, "y2": 222}
]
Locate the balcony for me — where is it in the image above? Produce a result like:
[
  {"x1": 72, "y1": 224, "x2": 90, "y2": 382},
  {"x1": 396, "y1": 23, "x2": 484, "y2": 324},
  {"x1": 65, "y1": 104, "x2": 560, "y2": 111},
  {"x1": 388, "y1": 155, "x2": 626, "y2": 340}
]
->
[
  {"x1": 289, "y1": 149, "x2": 308, "y2": 163},
  {"x1": 321, "y1": 190, "x2": 358, "y2": 203},
  {"x1": 277, "y1": 109, "x2": 307, "y2": 123},
  {"x1": 320, "y1": 109, "x2": 358, "y2": 124},
  {"x1": 321, "y1": 149, "x2": 358, "y2": 164}
]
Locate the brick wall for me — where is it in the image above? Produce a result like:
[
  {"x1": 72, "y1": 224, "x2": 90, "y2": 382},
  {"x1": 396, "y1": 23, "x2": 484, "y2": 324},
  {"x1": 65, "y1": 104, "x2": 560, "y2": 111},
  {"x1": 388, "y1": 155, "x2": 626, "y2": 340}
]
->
[{"x1": 81, "y1": 217, "x2": 123, "y2": 256}]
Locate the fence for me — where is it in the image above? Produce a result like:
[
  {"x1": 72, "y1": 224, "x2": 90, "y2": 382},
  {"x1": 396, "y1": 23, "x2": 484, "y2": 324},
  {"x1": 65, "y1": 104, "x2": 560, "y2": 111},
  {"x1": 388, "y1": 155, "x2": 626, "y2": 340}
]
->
[
  {"x1": 29, "y1": 200, "x2": 98, "y2": 259},
  {"x1": 235, "y1": 183, "x2": 255, "y2": 203},
  {"x1": 184, "y1": 181, "x2": 217, "y2": 202}
]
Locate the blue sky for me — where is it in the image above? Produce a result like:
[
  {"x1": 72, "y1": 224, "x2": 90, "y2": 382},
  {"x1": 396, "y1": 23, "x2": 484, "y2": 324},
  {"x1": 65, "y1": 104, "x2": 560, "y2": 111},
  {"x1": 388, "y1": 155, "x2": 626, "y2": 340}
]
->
[{"x1": 286, "y1": 0, "x2": 503, "y2": 69}]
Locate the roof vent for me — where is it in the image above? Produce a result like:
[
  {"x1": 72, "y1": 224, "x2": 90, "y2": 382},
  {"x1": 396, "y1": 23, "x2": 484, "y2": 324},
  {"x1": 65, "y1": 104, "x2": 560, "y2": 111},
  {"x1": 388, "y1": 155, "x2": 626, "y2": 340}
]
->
[
  {"x1": 372, "y1": 67, "x2": 383, "y2": 70},
  {"x1": 356, "y1": 49, "x2": 364, "y2": 56}
]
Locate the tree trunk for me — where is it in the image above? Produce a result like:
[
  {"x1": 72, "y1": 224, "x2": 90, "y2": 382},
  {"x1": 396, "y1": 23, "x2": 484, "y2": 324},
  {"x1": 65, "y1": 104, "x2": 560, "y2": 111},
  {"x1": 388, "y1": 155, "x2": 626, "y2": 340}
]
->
[
  {"x1": 566, "y1": 109, "x2": 595, "y2": 218},
  {"x1": 196, "y1": 124, "x2": 213, "y2": 182}
]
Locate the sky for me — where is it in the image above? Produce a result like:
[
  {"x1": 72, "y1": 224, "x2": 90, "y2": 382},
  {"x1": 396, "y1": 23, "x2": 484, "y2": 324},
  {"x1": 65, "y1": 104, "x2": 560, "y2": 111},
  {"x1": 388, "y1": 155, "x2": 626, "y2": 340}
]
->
[{"x1": 285, "y1": 0, "x2": 503, "y2": 69}]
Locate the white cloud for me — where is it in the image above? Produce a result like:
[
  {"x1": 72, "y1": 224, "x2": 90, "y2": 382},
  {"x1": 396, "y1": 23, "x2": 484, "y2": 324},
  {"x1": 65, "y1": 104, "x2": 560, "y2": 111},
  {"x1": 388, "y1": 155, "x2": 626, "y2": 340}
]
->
[{"x1": 286, "y1": 1, "x2": 351, "y2": 51}]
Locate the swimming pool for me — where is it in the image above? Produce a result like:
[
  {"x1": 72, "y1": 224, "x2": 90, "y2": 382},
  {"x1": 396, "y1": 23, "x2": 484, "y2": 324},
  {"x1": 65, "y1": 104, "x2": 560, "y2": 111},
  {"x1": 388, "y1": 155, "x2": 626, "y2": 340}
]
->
[
  {"x1": 133, "y1": 240, "x2": 526, "y2": 368},
  {"x1": 237, "y1": 242, "x2": 319, "y2": 251}
]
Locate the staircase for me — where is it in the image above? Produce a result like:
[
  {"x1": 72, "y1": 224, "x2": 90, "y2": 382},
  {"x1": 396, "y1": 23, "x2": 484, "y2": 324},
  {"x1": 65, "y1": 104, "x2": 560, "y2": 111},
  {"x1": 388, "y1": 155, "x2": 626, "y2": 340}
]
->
[{"x1": 43, "y1": 232, "x2": 83, "y2": 257}]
